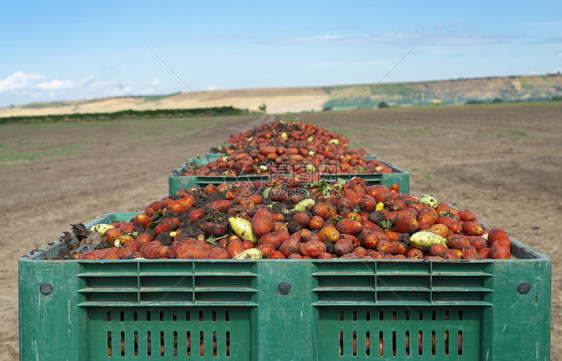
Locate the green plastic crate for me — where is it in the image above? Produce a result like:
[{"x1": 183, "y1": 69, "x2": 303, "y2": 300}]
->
[
  {"x1": 181, "y1": 157, "x2": 209, "y2": 167},
  {"x1": 19, "y1": 212, "x2": 550, "y2": 360},
  {"x1": 169, "y1": 160, "x2": 409, "y2": 195},
  {"x1": 206, "y1": 152, "x2": 226, "y2": 162},
  {"x1": 206, "y1": 143, "x2": 231, "y2": 162}
]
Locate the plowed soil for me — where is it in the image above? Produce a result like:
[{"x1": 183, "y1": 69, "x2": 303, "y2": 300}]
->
[{"x1": 1, "y1": 103, "x2": 561, "y2": 360}]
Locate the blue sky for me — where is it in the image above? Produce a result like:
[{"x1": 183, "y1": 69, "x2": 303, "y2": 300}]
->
[{"x1": 1, "y1": 1, "x2": 561, "y2": 107}]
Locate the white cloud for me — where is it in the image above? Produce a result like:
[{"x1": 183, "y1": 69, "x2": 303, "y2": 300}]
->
[
  {"x1": 307, "y1": 34, "x2": 342, "y2": 41},
  {"x1": 92, "y1": 79, "x2": 162, "y2": 97},
  {"x1": 108, "y1": 85, "x2": 132, "y2": 97},
  {"x1": 284, "y1": 32, "x2": 415, "y2": 44},
  {"x1": 284, "y1": 34, "x2": 343, "y2": 43},
  {"x1": 206, "y1": 85, "x2": 221, "y2": 91},
  {"x1": 0, "y1": 72, "x2": 95, "y2": 93},
  {"x1": 284, "y1": 32, "x2": 419, "y2": 45},
  {"x1": 0, "y1": 71, "x2": 169, "y2": 105},
  {"x1": 283, "y1": 27, "x2": 513, "y2": 46},
  {"x1": 36, "y1": 78, "x2": 77, "y2": 91},
  {"x1": 311, "y1": 59, "x2": 389, "y2": 68},
  {"x1": 82, "y1": 75, "x2": 95, "y2": 84},
  {"x1": 362, "y1": 31, "x2": 502, "y2": 45},
  {"x1": 431, "y1": 33, "x2": 505, "y2": 46},
  {"x1": 0, "y1": 71, "x2": 45, "y2": 92}
]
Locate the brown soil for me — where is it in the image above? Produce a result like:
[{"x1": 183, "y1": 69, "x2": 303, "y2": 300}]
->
[{"x1": 1, "y1": 104, "x2": 561, "y2": 360}]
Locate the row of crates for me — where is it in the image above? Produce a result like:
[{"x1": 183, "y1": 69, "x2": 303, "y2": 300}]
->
[{"x1": 19, "y1": 138, "x2": 550, "y2": 360}]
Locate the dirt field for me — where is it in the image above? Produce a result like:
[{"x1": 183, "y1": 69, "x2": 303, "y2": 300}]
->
[{"x1": 1, "y1": 103, "x2": 560, "y2": 360}]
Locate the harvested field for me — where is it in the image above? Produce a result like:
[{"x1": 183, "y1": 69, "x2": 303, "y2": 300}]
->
[{"x1": 1, "y1": 102, "x2": 560, "y2": 360}]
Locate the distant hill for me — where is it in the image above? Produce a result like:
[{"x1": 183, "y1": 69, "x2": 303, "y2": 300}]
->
[
  {"x1": 1, "y1": 74, "x2": 561, "y2": 117},
  {"x1": 324, "y1": 73, "x2": 562, "y2": 110}
]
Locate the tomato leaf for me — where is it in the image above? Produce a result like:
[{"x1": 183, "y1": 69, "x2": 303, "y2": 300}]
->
[
  {"x1": 148, "y1": 210, "x2": 164, "y2": 228},
  {"x1": 262, "y1": 186, "x2": 272, "y2": 199},
  {"x1": 205, "y1": 236, "x2": 218, "y2": 246},
  {"x1": 331, "y1": 216, "x2": 344, "y2": 225},
  {"x1": 381, "y1": 219, "x2": 392, "y2": 229}
]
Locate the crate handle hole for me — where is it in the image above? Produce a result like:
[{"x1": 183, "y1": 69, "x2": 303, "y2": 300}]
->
[
  {"x1": 39, "y1": 282, "x2": 53, "y2": 296},
  {"x1": 518, "y1": 281, "x2": 531, "y2": 295},
  {"x1": 278, "y1": 281, "x2": 292, "y2": 295}
]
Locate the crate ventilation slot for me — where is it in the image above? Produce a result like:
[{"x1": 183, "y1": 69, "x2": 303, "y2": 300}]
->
[
  {"x1": 77, "y1": 261, "x2": 258, "y2": 306},
  {"x1": 90, "y1": 308, "x2": 248, "y2": 359},
  {"x1": 312, "y1": 261, "x2": 493, "y2": 306},
  {"x1": 319, "y1": 308, "x2": 478, "y2": 359}
]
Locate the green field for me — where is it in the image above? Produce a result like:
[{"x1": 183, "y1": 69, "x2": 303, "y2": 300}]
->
[{"x1": 0, "y1": 114, "x2": 236, "y2": 165}]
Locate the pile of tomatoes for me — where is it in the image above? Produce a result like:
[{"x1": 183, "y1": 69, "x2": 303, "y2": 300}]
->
[
  {"x1": 73, "y1": 177, "x2": 511, "y2": 261},
  {"x1": 181, "y1": 121, "x2": 393, "y2": 176}
]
